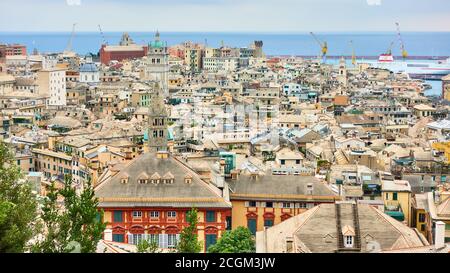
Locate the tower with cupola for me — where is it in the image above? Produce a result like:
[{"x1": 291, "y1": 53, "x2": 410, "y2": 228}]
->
[{"x1": 144, "y1": 31, "x2": 169, "y2": 97}]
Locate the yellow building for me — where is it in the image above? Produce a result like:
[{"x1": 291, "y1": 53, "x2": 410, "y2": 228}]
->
[
  {"x1": 414, "y1": 191, "x2": 450, "y2": 244},
  {"x1": 432, "y1": 142, "x2": 450, "y2": 164},
  {"x1": 413, "y1": 193, "x2": 433, "y2": 240},
  {"x1": 230, "y1": 173, "x2": 339, "y2": 235},
  {"x1": 32, "y1": 148, "x2": 72, "y2": 181},
  {"x1": 443, "y1": 74, "x2": 450, "y2": 101},
  {"x1": 382, "y1": 179, "x2": 412, "y2": 226}
]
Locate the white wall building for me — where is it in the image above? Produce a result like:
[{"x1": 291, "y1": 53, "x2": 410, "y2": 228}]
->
[{"x1": 36, "y1": 68, "x2": 67, "y2": 106}]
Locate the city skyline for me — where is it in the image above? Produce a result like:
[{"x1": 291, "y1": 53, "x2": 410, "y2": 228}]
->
[{"x1": 1, "y1": 0, "x2": 450, "y2": 32}]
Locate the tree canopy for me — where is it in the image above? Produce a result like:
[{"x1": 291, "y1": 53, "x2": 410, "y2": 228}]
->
[
  {"x1": 208, "y1": 226, "x2": 255, "y2": 253},
  {"x1": 0, "y1": 141, "x2": 39, "y2": 253},
  {"x1": 176, "y1": 208, "x2": 202, "y2": 253}
]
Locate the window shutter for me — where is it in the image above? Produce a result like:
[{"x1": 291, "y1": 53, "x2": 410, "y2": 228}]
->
[
  {"x1": 127, "y1": 234, "x2": 133, "y2": 245},
  {"x1": 176, "y1": 234, "x2": 181, "y2": 246},
  {"x1": 245, "y1": 201, "x2": 249, "y2": 207},
  {"x1": 158, "y1": 234, "x2": 164, "y2": 248},
  {"x1": 161, "y1": 234, "x2": 169, "y2": 249}
]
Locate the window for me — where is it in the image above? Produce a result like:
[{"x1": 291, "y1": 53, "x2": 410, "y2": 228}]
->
[
  {"x1": 138, "y1": 179, "x2": 148, "y2": 184},
  {"x1": 167, "y1": 211, "x2": 176, "y2": 218},
  {"x1": 280, "y1": 159, "x2": 286, "y2": 165},
  {"x1": 206, "y1": 211, "x2": 216, "y2": 223},
  {"x1": 419, "y1": 213, "x2": 426, "y2": 222},
  {"x1": 393, "y1": 193, "x2": 398, "y2": 201},
  {"x1": 112, "y1": 234, "x2": 124, "y2": 243},
  {"x1": 247, "y1": 219, "x2": 257, "y2": 235},
  {"x1": 264, "y1": 219, "x2": 274, "y2": 228},
  {"x1": 248, "y1": 201, "x2": 257, "y2": 207},
  {"x1": 113, "y1": 211, "x2": 123, "y2": 222},
  {"x1": 385, "y1": 193, "x2": 389, "y2": 200},
  {"x1": 345, "y1": 236, "x2": 354, "y2": 248},
  {"x1": 149, "y1": 234, "x2": 159, "y2": 245},
  {"x1": 132, "y1": 234, "x2": 143, "y2": 245},
  {"x1": 265, "y1": 202, "x2": 273, "y2": 208},
  {"x1": 149, "y1": 211, "x2": 160, "y2": 218},
  {"x1": 283, "y1": 203, "x2": 292, "y2": 209},
  {"x1": 296, "y1": 160, "x2": 301, "y2": 165},
  {"x1": 168, "y1": 234, "x2": 178, "y2": 248},
  {"x1": 205, "y1": 234, "x2": 217, "y2": 250},
  {"x1": 133, "y1": 211, "x2": 142, "y2": 218},
  {"x1": 298, "y1": 203, "x2": 307, "y2": 209},
  {"x1": 226, "y1": 216, "x2": 232, "y2": 231},
  {"x1": 421, "y1": 224, "x2": 426, "y2": 231}
]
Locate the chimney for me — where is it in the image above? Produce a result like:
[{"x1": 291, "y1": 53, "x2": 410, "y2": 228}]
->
[
  {"x1": 231, "y1": 170, "x2": 239, "y2": 180},
  {"x1": 219, "y1": 159, "x2": 226, "y2": 177},
  {"x1": 434, "y1": 221, "x2": 446, "y2": 249},
  {"x1": 306, "y1": 183, "x2": 314, "y2": 195}
]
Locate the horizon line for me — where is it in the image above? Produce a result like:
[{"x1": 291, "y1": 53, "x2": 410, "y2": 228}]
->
[{"x1": 1, "y1": 30, "x2": 450, "y2": 34}]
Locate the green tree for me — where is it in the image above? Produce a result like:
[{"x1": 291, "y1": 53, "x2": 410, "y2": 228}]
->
[
  {"x1": 32, "y1": 175, "x2": 106, "y2": 253},
  {"x1": 137, "y1": 239, "x2": 161, "y2": 253},
  {"x1": 31, "y1": 182, "x2": 71, "y2": 253},
  {"x1": 0, "y1": 141, "x2": 39, "y2": 253},
  {"x1": 176, "y1": 208, "x2": 202, "y2": 253},
  {"x1": 208, "y1": 227, "x2": 255, "y2": 253}
]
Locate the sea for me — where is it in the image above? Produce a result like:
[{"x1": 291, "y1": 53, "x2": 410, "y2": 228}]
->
[{"x1": 1, "y1": 31, "x2": 449, "y2": 96}]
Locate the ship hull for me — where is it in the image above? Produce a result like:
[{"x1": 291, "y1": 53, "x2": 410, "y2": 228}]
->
[{"x1": 367, "y1": 59, "x2": 450, "y2": 80}]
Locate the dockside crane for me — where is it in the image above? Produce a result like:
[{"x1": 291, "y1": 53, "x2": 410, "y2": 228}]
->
[
  {"x1": 386, "y1": 40, "x2": 395, "y2": 55},
  {"x1": 98, "y1": 24, "x2": 109, "y2": 46},
  {"x1": 64, "y1": 23, "x2": 77, "y2": 55},
  {"x1": 350, "y1": 40, "x2": 356, "y2": 66},
  {"x1": 310, "y1": 32, "x2": 328, "y2": 63},
  {"x1": 396, "y1": 22, "x2": 408, "y2": 60}
]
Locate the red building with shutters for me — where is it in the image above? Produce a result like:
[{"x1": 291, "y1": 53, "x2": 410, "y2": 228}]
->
[{"x1": 95, "y1": 152, "x2": 232, "y2": 252}]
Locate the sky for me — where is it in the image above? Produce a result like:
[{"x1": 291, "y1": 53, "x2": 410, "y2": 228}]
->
[{"x1": 0, "y1": 0, "x2": 450, "y2": 32}]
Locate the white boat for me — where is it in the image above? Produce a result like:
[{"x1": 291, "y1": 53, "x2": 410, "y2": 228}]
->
[{"x1": 368, "y1": 54, "x2": 450, "y2": 80}]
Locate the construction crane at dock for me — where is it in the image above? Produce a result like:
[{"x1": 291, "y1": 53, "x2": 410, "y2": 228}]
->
[
  {"x1": 98, "y1": 24, "x2": 109, "y2": 46},
  {"x1": 310, "y1": 32, "x2": 328, "y2": 63},
  {"x1": 350, "y1": 40, "x2": 356, "y2": 66},
  {"x1": 386, "y1": 40, "x2": 395, "y2": 55},
  {"x1": 396, "y1": 22, "x2": 408, "y2": 60},
  {"x1": 64, "y1": 23, "x2": 77, "y2": 56}
]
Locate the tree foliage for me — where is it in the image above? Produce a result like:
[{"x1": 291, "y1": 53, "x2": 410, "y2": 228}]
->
[
  {"x1": 176, "y1": 208, "x2": 202, "y2": 253},
  {"x1": 137, "y1": 239, "x2": 161, "y2": 253},
  {"x1": 0, "y1": 141, "x2": 39, "y2": 253},
  {"x1": 208, "y1": 226, "x2": 255, "y2": 253},
  {"x1": 32, "y1": 175, "x2": 106, "y2": 253}
]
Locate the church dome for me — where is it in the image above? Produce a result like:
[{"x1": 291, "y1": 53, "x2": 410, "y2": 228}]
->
[{"x1": 79, "y1": 63, "x2": 99, "y2": 73}]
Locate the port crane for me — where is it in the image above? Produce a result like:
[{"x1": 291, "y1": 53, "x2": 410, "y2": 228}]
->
[
  {"x1": 349, "y1": 40, "x2": 356, "y2": 66},
  {"x1": 396, "y1": 22, "x2": 408, "y2": 60},
  {"x1": 98, "y1": 24, "x2": 109, "y2": 46},
  {"x1": 310, "y1": 32, "x2": 328, "y2": 63},
  {"x1": 64, "y1": 23, "x2": 77, "y2": 55},
  {"x1": 386, "y1": 40, "x2": 395, "y2": 55}
]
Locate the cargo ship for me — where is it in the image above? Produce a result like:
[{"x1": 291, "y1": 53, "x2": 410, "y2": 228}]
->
[{"x1": 368, "y1": 54, "x2": 450, "y2": 80}]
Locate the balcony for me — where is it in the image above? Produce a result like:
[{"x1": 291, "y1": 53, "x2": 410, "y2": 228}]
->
[{"x1": 384, "y1": 202, "x2": 405, "y2": 221}]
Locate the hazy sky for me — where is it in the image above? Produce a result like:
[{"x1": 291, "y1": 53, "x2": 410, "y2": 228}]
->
[{"x1": 1, "y1": 0, "x2": 450, "y2": 32}]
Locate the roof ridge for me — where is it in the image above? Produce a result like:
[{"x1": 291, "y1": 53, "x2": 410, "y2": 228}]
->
[{"x1": 370, "y1": 205, "x2": 425, "y2": 248}]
